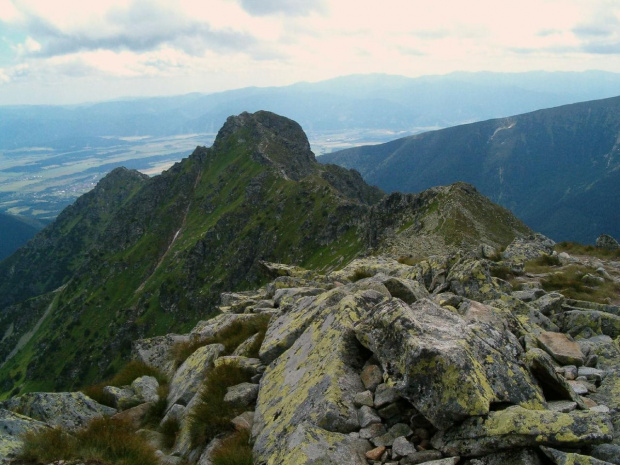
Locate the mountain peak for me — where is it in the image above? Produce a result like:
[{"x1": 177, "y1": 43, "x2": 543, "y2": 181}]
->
[{"x1": 214, "y1": 110, "x2": 317, "y2": 180}]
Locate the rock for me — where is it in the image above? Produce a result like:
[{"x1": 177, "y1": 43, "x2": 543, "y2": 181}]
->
[
  {"x1": 469, "y1": 448, "x2": 543, "y2": 464},
  {"x1": 358, "y1": 405, "x2": 382, "y2": 428},
  {"x1": 259, "y1": 288, "x2": 348, "y2": 364},
  {"x1": 103, "y1": 385, "x2": 140, "y2": 410},
  {"x1": 554, "y1": 310, "x2": 620, "y2": 339},
  {"x1": 532, "y1": 293, "x2": 565, "y2": 316},
  {"x1": 392, "y1": 436, "x2": 416, "y2": 457},
  {"x1": 359, "y1": 423, "x2": 386, "y2": 439},
  {"x1": 256, "y1": 422, "x2": 371, "y2": 465},
  {"x1": 252, "y1": 289, "x2": 386, "y2": 464},
  {"x1": 161, "y1": 403, "x2": 185, "y2": 426},
  {"x1": 537, "y1": 331, "x2": 585, "y2": 366},
  {"x1": 524, "y1": 349, "x2": 586, "y2": 408},
  {"x1": 231, "y1": 411, "x2": 255, "y2": 431},
  {"x1": 420, "y1": 459, "x2": 460, "y2": 465},
  {"x1": 562, "y1": 365, "x2": 578, "y2": 380},
  {"x1": 355, "y1": 299, "x2": 544, "y2": 430},
  {"x1": 0, "y1": 409, "x2": 48, "y2": 461},
  {"x1": 381, "y1": 276, "x2": 430, "y2": 304},
  {"x1": 502, "y1": 234, "x2": 555, "y2": 264},
  {"x1": 431, "y1": 406, "x2": 613, "y2": 457},
  {"x1": 596, "y1": 234, "x2": 620, "y2": 251},
  {"x1": 399, "y1": 450, "x2": 443, "y2": 464},
  {"x1": 223, "y1": 382, "x2": 259, "y2": 408},
  {"x1": 273, "y1": 287, "x2": 325, "y2": 308},
  {"x1": 446, "y1": 259, "x2": 503, "y2": 301},
  {"x1": 1, "y1": 392, "x2": 116, "y2": 431},
  {"x1": 353, "y1": 390, "x2": 374, "y2": 407},
  {"x1": 540, "y1": 446, "x2": 612, "y2": 464},
  {"x1": 214, "y1": 355, "x2": 263, "y2": 374},
  {"x1": 190, "y1": 313, "x2": 264, "y2": 340},
  {"x1": 197, "y1": 437, "x2": 222, "y2": 465},
  {"x1": 512, "y1": 288, "x2": 545, "y2": 302},
  {"x1": 232, "y1": 332, "x2": 261, "y2": 357},
  {"x1": 578, "y1": 367, "x2": 605, "y2": 384},
  {"x1": 168, "y1": 343, "x2": 224, "y2": 408},
  {"x1": 112, "y1": 402, "x2": 153, "y2": 428},
  {"x1": 366, "y1": 445, "x2": 387, "y2": 460},
  {"x1": 132, "y1": 333, "x2": 190, "y2": 377},
  {"x1": 132, "y1": 375, "x2": 160, "y2": 403},
  {"x1": 590, "y1": 444, "x2": 620, "y2": 464},
  {"x1": 568, "y1": 380, "x2": 590, "y2": 396},
  {"x1": 361, "y1": 364, "x2": 383, "y2": 391},
  {"x1": 547, "y1": 400, "x2": 578, "y2": 413},
  {"x1": 156, "y1": 450, "x2": 185, "y2": 464},
  {"x1": 374, "y1": 383, "x2": 400, "y2": 408}
]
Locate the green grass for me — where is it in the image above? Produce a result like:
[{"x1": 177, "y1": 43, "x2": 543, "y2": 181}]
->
[
  {"x1": 211, "y1": 429, "x2": 253, "y2": 465},
  {"x1": 524, "y1": 254, "x2": 562, "y2": 274},
  {"x1": 540, "y1": 265, "x2": 620, "y2": 304},
  {"x1": 19, "y1": 417, "x2": 159, "y2": 465},
  {"x1": 189, "y1": 363, "x2": 255, "y2": 449},
  {"x1": 556, "y1": 241, "x2": 620, "y2": 259}
]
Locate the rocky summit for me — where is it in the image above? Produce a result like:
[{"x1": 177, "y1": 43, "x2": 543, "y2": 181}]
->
[{"x1": 0, "y1": 112, "x2": 619, "y2": 464}]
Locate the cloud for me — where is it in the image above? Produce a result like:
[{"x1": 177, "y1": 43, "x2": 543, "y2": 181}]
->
[{"x1": 237, "y1": 0, "x2": 325, "y2": 17}]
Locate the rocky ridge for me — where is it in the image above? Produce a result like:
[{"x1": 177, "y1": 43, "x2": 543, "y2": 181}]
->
[{"x1": 2, "y1": 234, "x2": 620, "y2": 464}]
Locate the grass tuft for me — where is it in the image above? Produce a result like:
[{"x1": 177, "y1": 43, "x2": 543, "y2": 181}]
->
[
  {"x1": 556, "y1": 241, "x2": 620, "y2": 259},
  {"x1": 18, "y1": 417, "x2": 159, "y2": 465},
  {"x1": 211, "y1": 429, "x2": 253, "y2": 465},
  {"x1": 350, "y1": 269, "x2": 374, "y2": 282},
  {"x1": 540, "y1": 265, "x2": 620, "y2": 304},
  {"x1": 189, "y1": 363, "x2": 255, "y2": 449}
]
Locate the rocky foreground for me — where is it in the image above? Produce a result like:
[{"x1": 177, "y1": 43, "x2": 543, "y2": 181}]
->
[{"x1": 2, "y1": 234, "x2": 620, "y2": 464}]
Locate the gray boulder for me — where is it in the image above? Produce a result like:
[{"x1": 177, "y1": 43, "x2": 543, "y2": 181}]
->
[
  {"x1": 223, "y1": 382, "x2": 259, "y2": 408},
  {"x1": 355, "y1": 298, "x2": 545, "y2": 429},
  {"x1": 596, "y1": 234, "x2": 620, "y2": 251},
  {"x1": 0, "y1": 391, "x2": 116, "y2": 431},
  {"x1": 132, "y1": 333, "x2": 190, "y2": 377},
  {"x1": 0, "y1": 409, "x2": 48, "y2": 462},
  {"x1": 431, "y1": 406, "x2": 613, "y2": 457},
  {"x1": 540, "y1": 446, "x2": 613, "y2": 464},
  {"x1": 132, "y1": 375, "x2": 160, "y2": 403}
]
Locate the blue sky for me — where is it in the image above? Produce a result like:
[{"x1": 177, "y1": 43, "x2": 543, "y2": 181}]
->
[{"x1": 1, "y1": 0, "x2": 619, "y2": 105}]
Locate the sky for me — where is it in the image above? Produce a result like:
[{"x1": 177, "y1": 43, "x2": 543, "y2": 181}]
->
[{"x1": 0, "y1": 0, "x2": 619, "y2": 105}]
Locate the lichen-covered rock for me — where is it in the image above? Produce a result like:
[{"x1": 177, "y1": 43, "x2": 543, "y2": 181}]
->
[
  {"x1": 540, "y1": 446, "x2": 613, "y2": 464},
  {"x1": 431, "y1": 406, "x2": 613, "y2": 457},
  {"x1": 532, "y1": 293, "x2": 565, "y2": 316},
  {"x1": 553, "y1": 310, "x2": 620, "y2": 340},
  {"x1": 329, "y1": 256, "x2": 411, "y2": 283},
  {"x1": 259, "y1": 288, "x2": 348, "y2": 364},
  {"x1": 446, "y1": 259, "x2": 504, "y2": 301},
  {"x1": 596, "y1": 234, "x2": 620, "y2": 251},
  {"x1": 232, "y1": 332, "x2": 261, "y2": 357},
  {"x1": 132, "y1": 375, "x2": 159, "y2": 403},
  {"x1": 259, "y1": 422, "x2": 371, "y2": 465},
  {"x1": 214, "y1": 355, "x2": 262, "y2": 374},
  {"x1": 589, "y1": 444, "x2": 620, "y2": 464},
  {"x1": 537, "y1": 331, "x2": 586, "y2": 366},
  {"x1": 524, "y1": 349, "x2": 586, "y2": 408},
  {"x1": 0, "y1": 391, "x2": 116, "y2": 431},
  {"x1": 223, "y1": 382, "x2": 259, "y2": 408},
  {"x1": 469, "y1": 448, "x2": 543, "y2": 465},
  {"x1": 103, "y1": 385, "x2": 140, "y2": 410},
  {"x1": 502, "y1": 233, "x2": 555, "y2": 264},
  {"x1": 190, "y1": 313, "x2": 265, "y2": 341},
  {"x1": 0, "y1": 409, "x2": 48, "y2": 462},
  {"x1": 231, "y1": 411, "x2": 255, "y2": 431},
  {"x1": 168, "y1": 343, "x2": 224, "y2": 407},
  {"x1": 252, "y1": 289, "x2": 386, "y2": 464},
  {"x1": 132, "y1": 333, "x2": 190, "y2": 377},
  {"x1": 380, "y1": 276, "x2": 430, "y2": 304},
  {"x1": 355, "y1": 298, "x2": 545, "y2": 429}
]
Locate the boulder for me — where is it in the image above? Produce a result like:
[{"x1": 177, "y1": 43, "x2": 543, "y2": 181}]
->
[
  {"x1": 502, "y1": 234, "x2": 555, "y2": 264},
  {"x1": 252, "y1": 289, "x2": 386, "y2": 464},
  {"x1": 190, "y1": 313, "x2": 264, "y2": 341},
  {"x1": 380, "y1": 276, "x2": 430, "y2": 304},
  {"x1": 360, "y1": 364, "x2": 383, "y2": 391},
  {"x1": 0, "y1": 391, "x2": 116, "y2": 431},
  {"x1": 231, "y1": 411, "x2": 255, "y2": 431},
  {"x1": 232, "y1": 332, "x2": 261, "y2": 357},
  {"x1": 553, "y1": 310, "x2": 620, "y2": 340},
  {"x1": 468, "y1": 448, "x2": 543, "y2": 464},
  {"x1": 431, "y1": 406, "x2": 613, "y2": 457},
  {"x1": 540, "y1": 446, "x2": 612, "y2": 464},
  {"x1": 589, "y1": 444, "x2": 620, "y2": 464},
  {"x1": 112, "y1": 401, "x2": 153, "y2": 428},
  {"x1": 446, "y1": 259, "x2": 504, "y2": 301},
  {"x1": 103, "y1": 385, "x2": 140, "y2": 410},
  {"x1": 132, "y1": 375, "x2": 159, "y2": 403},
  {"x1": 531, "y1": 293, "x2": 565, "y2": 316},
  {"x1": 167, "y1": 343, "x2": 224, "y2": 407},
  {"x1": 132, "y1": 333, "x2": 190, "y2": 377},
  {"x1": 223, "y1": 382, "x2": 259, "y2": 408},
  {"x1": 537, "y1": 331, "x2": 585, "y2": 366},
  {"x1": 596, "y1": 234, "x2": 620, "y2": 251},
  {"x1": 355, "y1": 298, "x2": 545, "y2": 430},
  {"x1": 0, "y1": 409, "x2": 48, "y2": 462}
]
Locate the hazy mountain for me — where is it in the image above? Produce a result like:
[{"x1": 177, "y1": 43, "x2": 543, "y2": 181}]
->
[
  {"x1": 0, "y1": 111, "x2": 530, "y2": 396},
  {"x1": 321, "y1": 95, "x2": 620, "y2": 244},
  {"x1": 0, "y1": 213, "x2": 45, "y2": 261}
]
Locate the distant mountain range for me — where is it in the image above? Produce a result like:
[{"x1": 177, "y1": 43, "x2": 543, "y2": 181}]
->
[
  {"x1": 2, "y1": 71, "x2": 620, "y2": 150},
  {"x1": 0, "y1": 213, "x2": 44, "y2": 261},
  {"x1": 321, "y1": 95, "x2": 620, "y2": 244}
]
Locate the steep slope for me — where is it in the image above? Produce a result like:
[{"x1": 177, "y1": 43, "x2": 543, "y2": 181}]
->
[
  {"x1": 321, "y1": 95, "x2": 620, "y2": 243},
  {"x1": 0, "y1": 213, "x2": 44, "y2": 261},
  {"x1": 0, "y1": 111, "x2": 530, "y2": 397}
]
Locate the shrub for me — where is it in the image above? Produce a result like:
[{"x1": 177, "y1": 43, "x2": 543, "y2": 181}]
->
[
  {"x1": 160, "y1": 417, "x2": 180, "y2": 450},
  {"x1": 82, "y1": 360, "x2": 168, "y2": 407},
  {"x1": 189, "y1": 363, "x2": 255, "y2": 448},
  {"x1": 20, "y1": 427, "x2": 76, "y2": 462},
  {"x1": 211, "y1": 429, "x2": 253, "y2": 465},
  {"x1": 172, "y1": 314, "x2": 270, "y2": 368},
  {"x1": 142, "y1": 384, "x2": 170, "y2": 428},
  {"x1": 524, "y1": 254, "x2": 561, "y2": 273}
]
